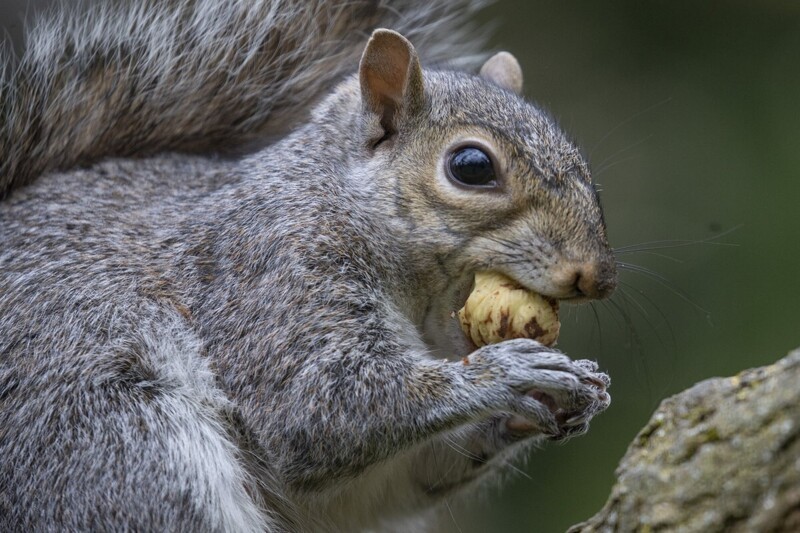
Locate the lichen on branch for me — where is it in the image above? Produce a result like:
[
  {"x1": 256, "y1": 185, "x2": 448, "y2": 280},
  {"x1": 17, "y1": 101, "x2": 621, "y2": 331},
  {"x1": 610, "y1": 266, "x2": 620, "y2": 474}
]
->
[{"x1": 570, "y1": 349, "x2": 800, "y2": 533}]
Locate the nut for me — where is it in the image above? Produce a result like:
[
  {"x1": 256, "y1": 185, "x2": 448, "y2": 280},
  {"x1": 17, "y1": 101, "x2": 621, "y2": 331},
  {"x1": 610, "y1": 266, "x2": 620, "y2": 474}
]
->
[{"x1": 457, "y1": 271, "x2": 560, "y2": 347}]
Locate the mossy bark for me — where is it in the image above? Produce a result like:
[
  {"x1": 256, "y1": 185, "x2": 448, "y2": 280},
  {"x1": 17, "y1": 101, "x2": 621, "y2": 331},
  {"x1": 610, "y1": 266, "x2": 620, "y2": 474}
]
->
[{"x1": 569, "y1": 349, "x2": 800, "y2": 533}]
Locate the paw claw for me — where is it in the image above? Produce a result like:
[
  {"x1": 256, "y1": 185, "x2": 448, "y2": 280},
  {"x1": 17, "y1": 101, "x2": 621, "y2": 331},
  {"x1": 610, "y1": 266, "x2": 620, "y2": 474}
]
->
[{"x1": 464, "y1": 340, "x2": 611, "y2": 441}]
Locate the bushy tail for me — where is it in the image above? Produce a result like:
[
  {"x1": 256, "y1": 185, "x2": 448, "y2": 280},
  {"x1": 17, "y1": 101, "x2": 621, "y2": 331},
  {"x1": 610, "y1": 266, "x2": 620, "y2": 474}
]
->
[{"x1": 0, "y1": 0, "x2": 489, "y2": 198}]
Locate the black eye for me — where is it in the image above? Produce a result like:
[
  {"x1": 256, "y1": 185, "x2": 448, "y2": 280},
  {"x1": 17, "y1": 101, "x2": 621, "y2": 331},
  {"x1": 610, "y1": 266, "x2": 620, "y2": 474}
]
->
[{"x1": 448, "y1": 147, "x2": 497, "y2": 187}]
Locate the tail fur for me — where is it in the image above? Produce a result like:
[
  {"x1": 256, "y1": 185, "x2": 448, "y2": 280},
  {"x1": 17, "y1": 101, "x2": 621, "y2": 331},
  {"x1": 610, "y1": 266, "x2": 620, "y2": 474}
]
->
[{"x1": 0, "y1": 0, "x2": 489, "y2": 198}]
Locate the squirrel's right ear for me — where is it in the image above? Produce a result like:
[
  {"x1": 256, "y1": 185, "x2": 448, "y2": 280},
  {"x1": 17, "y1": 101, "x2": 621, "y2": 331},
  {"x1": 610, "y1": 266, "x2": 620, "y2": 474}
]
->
[
  {"x1": 480, "y1": 52, "x2": 524, "y2": 95},
  {"x1": 359, "y1": 29, "x2": 424, "y2": 144}
]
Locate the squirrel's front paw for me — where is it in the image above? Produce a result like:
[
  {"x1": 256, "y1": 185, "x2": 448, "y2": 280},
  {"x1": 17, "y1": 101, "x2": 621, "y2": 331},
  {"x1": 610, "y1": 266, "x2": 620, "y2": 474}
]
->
[{"x1": 464, "y1": 339, "x2": 610, "y2": 440}]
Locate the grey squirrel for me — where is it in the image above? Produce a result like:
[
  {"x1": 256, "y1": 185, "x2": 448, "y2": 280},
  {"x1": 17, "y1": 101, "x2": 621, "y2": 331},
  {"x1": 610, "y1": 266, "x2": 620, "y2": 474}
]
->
[{"x1": 0, "y1": 0, "x2": 617, "y2": 531}]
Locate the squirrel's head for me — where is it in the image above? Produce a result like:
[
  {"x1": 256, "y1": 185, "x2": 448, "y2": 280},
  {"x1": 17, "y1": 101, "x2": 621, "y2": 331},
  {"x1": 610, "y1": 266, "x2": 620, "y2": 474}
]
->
[{"x1": 334, "y1": 30, "x2": 616, "y2": 355}]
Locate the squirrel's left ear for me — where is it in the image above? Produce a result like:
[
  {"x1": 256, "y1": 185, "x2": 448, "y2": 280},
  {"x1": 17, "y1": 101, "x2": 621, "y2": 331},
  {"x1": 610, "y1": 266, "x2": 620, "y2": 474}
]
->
[
  {"x1": 480, "y1": 52, "x2": 523, "y2": 95},
  {"x1": 359, "y1": 29, "x2": 424, "y2": 143}
]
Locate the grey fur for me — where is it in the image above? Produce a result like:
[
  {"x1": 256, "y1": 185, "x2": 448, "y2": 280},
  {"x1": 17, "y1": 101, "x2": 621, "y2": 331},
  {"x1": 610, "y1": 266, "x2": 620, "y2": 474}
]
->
[
  {"x1": 1, "y1": 1, "x2": 616, "y2": 531},
  {"x1": 0, "y1": 0, "x2": 489, "y2": 198}
]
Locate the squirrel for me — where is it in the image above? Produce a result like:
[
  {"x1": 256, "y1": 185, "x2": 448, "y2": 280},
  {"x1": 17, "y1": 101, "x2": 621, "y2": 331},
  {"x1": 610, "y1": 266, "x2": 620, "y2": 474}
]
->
[{"x1": 0, "y1": 0, "x2": 618, "y2": 531}]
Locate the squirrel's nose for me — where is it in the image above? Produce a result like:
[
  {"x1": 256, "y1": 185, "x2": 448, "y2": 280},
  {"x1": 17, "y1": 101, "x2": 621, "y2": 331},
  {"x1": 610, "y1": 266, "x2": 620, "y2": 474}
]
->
[
  {"x1": 575, "y1": 265, "x2": 616, "y2": 299},
  {"x1": 553, "y1": 260, "x2": 617, "y2": 300}
]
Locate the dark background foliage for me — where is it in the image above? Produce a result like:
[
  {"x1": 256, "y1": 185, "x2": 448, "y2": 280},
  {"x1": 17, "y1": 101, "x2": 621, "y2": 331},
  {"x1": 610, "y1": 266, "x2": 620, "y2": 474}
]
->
[{"x1": 3, "y1": 1, "x2": 799, "y2": 531}]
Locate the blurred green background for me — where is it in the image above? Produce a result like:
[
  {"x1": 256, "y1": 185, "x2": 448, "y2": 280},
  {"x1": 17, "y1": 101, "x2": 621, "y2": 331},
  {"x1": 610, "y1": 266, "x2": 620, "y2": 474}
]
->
[
  {"x1": 453, "y1": 1, "x2": 800, "y2": 531},
  {"x1": 3, "y1": 1, "x2": 799, "y2": 531}
]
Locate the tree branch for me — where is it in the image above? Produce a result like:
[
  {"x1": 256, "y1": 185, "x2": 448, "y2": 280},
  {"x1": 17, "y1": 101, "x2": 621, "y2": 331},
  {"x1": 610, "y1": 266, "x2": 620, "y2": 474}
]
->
[{"x1": 570, "y1": 349, "x2": 800, "y2": 532}]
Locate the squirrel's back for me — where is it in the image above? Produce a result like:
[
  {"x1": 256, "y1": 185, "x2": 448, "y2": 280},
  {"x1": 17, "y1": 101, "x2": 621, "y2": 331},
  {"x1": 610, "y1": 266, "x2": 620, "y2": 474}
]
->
[{"x1": 0, "y1": 0, "x2": 488, "y2": 199}]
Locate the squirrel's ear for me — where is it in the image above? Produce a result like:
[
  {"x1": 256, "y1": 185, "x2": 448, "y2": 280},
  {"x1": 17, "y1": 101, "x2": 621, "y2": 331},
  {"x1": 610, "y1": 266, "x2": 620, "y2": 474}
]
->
[
  {"x1": 359, "y1": 29, "x2": 424, "y2": 139},
  {"x1": 480, "y1": 52, "x2": 523, "y2": 95}
]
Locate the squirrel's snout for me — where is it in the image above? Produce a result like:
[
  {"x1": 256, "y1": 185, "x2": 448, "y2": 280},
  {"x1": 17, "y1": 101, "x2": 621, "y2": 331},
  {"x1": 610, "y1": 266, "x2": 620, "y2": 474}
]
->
[
  {"x1": 576, "y1": 263, "x2": 617, "y2": 299},
  {"x1": 553, "y1": 259, "x2": 617, "y2": 300}
]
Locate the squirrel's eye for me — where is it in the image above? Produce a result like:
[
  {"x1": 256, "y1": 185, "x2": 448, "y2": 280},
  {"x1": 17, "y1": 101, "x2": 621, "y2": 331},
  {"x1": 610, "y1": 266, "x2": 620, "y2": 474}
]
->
[{"x1": 448, "y1": 147, "x2": 497, "y2": 187}]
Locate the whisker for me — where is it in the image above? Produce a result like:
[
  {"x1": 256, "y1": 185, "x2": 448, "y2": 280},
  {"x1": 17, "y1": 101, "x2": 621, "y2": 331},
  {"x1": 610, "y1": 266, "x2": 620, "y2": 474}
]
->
[
  {"x1": 594, "y1": 154, "x2": 645, "y2": 178},
  {"x1": 596, "y1": 298, "x2": 624, "y2": 332},
  {"x1": 614, "y1": 240, "x2": 738, "y2": 254},
  {"x1": 617, "y1": 285, "x2": 650, "y2": 319},
  {"x1": 617, "y1": 250, "x2": 685, "y2": 263},
  {"x1": 619, "y1": 280, "x2": 676, "y2": 347},
  {"x1": 483, "y1": 235, "x2": 521, "y2": 249},
  {"x1": 600, "y1": 297, "x2": 655, "y2": 396},
  {"x1": 443, "y1": 435, "x2": 483, "y2": 463},
  {"x1": 616, "y1": 285, "x2": 670, "y2": 348},
  {"x1": 616, "y1": 262, "x2": 672, "y2": 284},
  {"x1": 443, "y1": 434, "x2": 532, "y2": 482},
  {"x1": 593, "y1": 135, "x2": 652, "y2": 175},
  {"x1": 588, "y1": 301, "x2": 603, "y2": 347},
  {"x1": 613, "y1": 225, "x2": 742, "y2": 254},
  {"x1": 616, "y1": 262, "x2": 712, "y2": 320},
  {"x1": 601, "y1": 297, "x2": 642, "y2": 350},
  {"x1": 490, "y1": 257, "x2": 533, "y2": 267},
  {"x1": 588, "y1": 96, "x2": 673, "y2": 159},
  {"x1": 443, "y1": 498, "x2": 464, "y2": 533},
  {"x1": 500, "y1": 458, "x2": 532, "y2": 480},
  {"x1": 429, "y1": 440, "x2": 464, "y2": 533}
]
